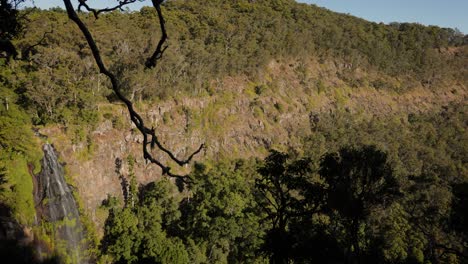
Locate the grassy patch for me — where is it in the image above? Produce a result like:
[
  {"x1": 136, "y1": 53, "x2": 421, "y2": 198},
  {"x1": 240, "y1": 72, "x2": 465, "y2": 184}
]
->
[{"x1": 4, "y1": 156, "x2": 36, "y2": 225}]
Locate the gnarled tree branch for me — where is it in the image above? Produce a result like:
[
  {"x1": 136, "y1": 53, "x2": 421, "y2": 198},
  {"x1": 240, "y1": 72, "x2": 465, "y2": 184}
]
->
[
  {"x1": 62, "y1": 0, "x2": 204, "y2": 183},
  {"x1": 77, "y1": 0, "x2": 139, "y2": 19}
]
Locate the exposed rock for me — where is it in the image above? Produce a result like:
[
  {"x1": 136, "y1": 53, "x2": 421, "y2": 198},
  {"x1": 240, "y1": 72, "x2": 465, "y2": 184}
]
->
[
  {"x1": 93, "y1": 120, "x2": 113, "y2": 135},
  {"x1": 38, "y1": 58, "x2": 467, "y2": 236}
]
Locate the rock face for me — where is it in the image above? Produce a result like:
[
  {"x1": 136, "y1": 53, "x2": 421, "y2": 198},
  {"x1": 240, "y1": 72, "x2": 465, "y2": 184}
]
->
[
  {"x1": 36, "y1": 144, "x2": 86, "y2": 264},
  {"x1": 39, "y1": 59, "x2": 466, "y2": 235}
]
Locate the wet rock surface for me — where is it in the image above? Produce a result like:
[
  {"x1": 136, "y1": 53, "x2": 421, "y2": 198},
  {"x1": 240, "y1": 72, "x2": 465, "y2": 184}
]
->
[{"x1": 36, "y1": 144, "x2": 87, "y2": 264}]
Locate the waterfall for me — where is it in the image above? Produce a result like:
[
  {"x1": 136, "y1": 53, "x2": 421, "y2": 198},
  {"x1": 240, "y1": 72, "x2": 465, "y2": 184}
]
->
[{"x1": 37, "y1": 144, "x2": 86, "y2": 263}]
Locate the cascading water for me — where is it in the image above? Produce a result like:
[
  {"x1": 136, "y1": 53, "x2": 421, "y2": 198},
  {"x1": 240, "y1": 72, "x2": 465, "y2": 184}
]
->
[{"x1": 36, "y1": 144, "x2": 86, "y2": 263}]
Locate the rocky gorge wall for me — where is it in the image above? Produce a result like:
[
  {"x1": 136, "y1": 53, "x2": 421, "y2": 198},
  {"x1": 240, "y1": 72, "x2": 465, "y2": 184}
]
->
[{"x1": 37, "y1": 58, "x2": 467, "y2": 234}]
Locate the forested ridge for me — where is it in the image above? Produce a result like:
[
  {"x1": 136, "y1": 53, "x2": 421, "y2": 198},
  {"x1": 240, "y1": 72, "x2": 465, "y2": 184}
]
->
[{"x1": 0, "y1": 0, "x2": 467, "y2": 263}]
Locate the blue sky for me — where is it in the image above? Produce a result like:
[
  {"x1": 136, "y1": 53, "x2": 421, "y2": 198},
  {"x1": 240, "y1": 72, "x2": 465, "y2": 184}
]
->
[
  {"x1": 299, "y1": 0, "x2": 467, "y2": 33},
  {"x1": 28, "y1": 0, "x2": 468, "y2": 33}
]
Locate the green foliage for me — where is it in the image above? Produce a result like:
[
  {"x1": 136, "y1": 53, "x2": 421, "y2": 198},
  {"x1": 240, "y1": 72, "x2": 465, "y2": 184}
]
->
[
  {"x1": 4, "y1": 2, "x2": 464, "y2": 114},
  {"x1": 0, "y1": 74, "x2": 42, "y2": 225},
  {"x1": 126, "y1": 155, "x2": 138, "y2": 207},
  {"x1": 185, "y1": 160, "x2": 265, "y2": 263},
  {"x1": 97, "y1": 129, "x2": 467, "y2": 264},
  {"x1": 0, "y1": 156, "x2": 37, "y2": 228},
  {"x1": 101, "y1": 179, "x2": 189, "y2": 264},
  {"x1": 300, "y1": 104, "x2": 468, "y2": 263},
  {"x1": 100, "y1": 159, "x2": 267, "y2": 263},
  {"x1": 0, "y1": 85, "x2": 40, "y2": 158}
]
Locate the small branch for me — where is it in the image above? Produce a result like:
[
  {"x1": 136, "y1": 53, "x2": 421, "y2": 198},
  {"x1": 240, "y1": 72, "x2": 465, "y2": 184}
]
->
[
  {"x1": 11, "y1": 0, "x2": 26, "y2": 9},
  {"x1": 20, "y1": 29, "x2": 53, "y2": 60},
  {"x1": 258, "y1": 187, "x2": 279, "y2": 211},
  {"x1": 77, "y1": 0, "x2": 139, "y2": 19}
]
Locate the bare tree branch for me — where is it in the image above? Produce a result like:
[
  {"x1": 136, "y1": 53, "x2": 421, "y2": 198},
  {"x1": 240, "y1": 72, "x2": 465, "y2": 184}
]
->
[
  {"x1": 77, "y1": 0, "x2": 140, "y2": 19},
  {"x1": 62, "y1": 0, "x2": 204, "y2": 183},
  {"x1": 145, "y1": 0, "x2": 167, "y2": 68}
]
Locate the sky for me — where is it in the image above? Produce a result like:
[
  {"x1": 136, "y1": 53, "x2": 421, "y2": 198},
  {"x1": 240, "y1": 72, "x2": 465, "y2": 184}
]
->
[
  {"x1": 27, "y1": 0, "x2": 468, "y2": 33},
  {"x1": 298, "y1": 0, "x2": 468, "y2": 33}
]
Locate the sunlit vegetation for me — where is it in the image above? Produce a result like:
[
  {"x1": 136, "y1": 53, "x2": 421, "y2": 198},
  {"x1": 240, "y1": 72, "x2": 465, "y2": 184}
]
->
[
  {"x1": 6, "y1": 0, "x2": 466, "y2": 127},
  {"x1": 0, "y1": 0, "x2": 466, "y2": 263}
]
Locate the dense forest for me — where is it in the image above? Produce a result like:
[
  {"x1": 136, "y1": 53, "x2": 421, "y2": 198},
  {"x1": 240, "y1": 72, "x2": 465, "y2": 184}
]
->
[{"x1": 0, "y1": 0, "x2": 467, "y2": 263}]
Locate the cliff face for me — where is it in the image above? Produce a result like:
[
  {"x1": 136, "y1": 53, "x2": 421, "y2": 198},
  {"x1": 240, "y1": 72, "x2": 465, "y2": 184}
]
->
[{"x1": 37, "y1": 57, "x2": 467, "y2": 232}]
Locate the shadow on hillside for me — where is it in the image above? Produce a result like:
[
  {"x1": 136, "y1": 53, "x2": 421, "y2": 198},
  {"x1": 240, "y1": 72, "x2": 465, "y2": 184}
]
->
[{"x1": 0, "y1": 203, "x2": 60, "y2": 264}]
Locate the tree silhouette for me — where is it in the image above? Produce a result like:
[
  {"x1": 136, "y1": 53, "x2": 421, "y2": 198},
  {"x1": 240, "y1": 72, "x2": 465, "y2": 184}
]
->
[
  {"x1": 319, "y1": 145, "x2": 399, "y2": 263},
  {"x1": 0, "y1": 0, "x2": 24, "y2": 60},
  {"x1": 256, "y1": 150, "x2": 324, "y2": 263}
]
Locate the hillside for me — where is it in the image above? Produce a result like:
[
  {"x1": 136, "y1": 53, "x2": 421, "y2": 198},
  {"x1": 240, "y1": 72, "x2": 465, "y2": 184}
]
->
[{"x1": 0, "y1": 0, "x2": 467, "y2": 263}]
